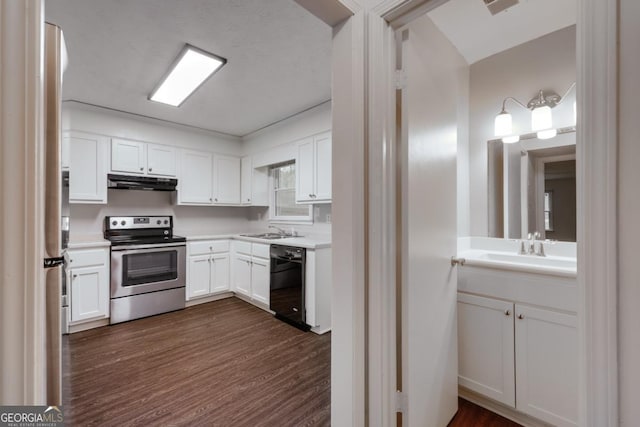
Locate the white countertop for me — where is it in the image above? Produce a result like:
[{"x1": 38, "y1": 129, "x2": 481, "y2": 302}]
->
[
  {"x1": 182, "y1": 233, "x2": 331, "y2": 249},
  {"x1": 66, "y1": 234, "x2": 111, "y2": 249},
  {"x1": 65, "y1": 232, "x2": 332, "y2": 250}
]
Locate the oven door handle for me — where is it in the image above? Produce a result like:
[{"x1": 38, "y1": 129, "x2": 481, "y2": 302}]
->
[{"x1": 111, "y1": 243, "x2": 186, "y2": 252}]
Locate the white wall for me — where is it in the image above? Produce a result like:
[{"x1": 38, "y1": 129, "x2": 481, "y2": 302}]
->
[
  {"x1": 618, "y1": 0, "x2": 640, "y2": 423},
  {"x1": 468, "y1": 26, "x2": 576, "y2": 236}
]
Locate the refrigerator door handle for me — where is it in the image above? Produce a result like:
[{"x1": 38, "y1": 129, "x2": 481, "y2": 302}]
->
[{"x1": 43, "y1": 256, "x2": 65, "y2": 268}]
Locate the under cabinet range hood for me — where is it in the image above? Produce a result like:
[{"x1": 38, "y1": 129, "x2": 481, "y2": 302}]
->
[{"x1": 107, "y1": 174, "x2": 178, "y2": 191}]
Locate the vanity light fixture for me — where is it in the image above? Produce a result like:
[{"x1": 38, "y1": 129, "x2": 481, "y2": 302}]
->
[
  {"x1": 494, "y1": 83, "x2": 576, "y2": 140},
  {"x1": 149, "y1": 44, "x2": 227, "y2": 107}
]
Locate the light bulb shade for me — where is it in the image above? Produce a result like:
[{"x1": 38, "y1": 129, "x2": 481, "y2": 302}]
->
[
  {"x1": 531, "y1": 105, "x2": 552, "y2": 131},
  {"x1": 502, "y1": 135, "x2": 520, "y2": 144},
  {"x1": 537, "y1": 129, "x2": 558, "y2": 140},
  {"x1": 494, "y1": 112, "x2": 512, "y2": 137}
]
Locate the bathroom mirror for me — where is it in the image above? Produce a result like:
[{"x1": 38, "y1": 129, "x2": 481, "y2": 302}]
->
[{"x1": 488, "y1": 130, "x2": 576, "y2": 242}]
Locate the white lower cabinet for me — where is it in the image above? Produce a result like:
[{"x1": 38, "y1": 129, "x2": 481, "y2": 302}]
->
[
  {"x1": 457, "y1": 293, "x2": 515, "y2": 407},
  {"x1": 66, "y1": 247, "x2": 109, "y2": 323},
  {"x1": 458, "y1": 291, "x2": 578, "y2": 427},
  {"x1": 250, "y1": 256, "x2": 269, "y2": 305},
  {"x1": 231, "y1": 242, "x2": 270, "y2": 307},
  {"x1": 515, "y1": 304, "x2": 578, "y2": 427},
  {"x1": 186, "y1": 240, "x2": 230, "y2": 300}
]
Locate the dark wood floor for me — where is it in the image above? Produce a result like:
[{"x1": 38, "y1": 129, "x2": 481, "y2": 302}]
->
[
  {"x1": 63, "y1": 297, "x2": 520, "y2": 426},
  {"x1": 450, "y1": 398, "x2": 522, "y2": 427},
  {"x1": 63, "y1": 297, "x2": 331, "y2": 426}
]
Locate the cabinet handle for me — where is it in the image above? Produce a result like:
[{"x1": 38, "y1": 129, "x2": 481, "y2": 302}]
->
[
  {"x1": 149, "y1": 167, "x2": 153, "y2": 172},
  {"x1": 214, "y1": 198, "x2": 218, "y2": 202},
  {"x1": 518, "y1": 314, "x2": 525, "y2": 320},
  {"x1": 140, "y1": 167, "x2": 144, "y2": 171},
  {"x1": 247, "y1": 198, "x2": 251, "y2": 202},
  {"x1": 209, "y1": 198, "x2": 213, "y2": 202},
  {"x1": 72, "y1": 274, "x2": 77, "y2": 279},
  {"x1": 69, "y1": 259, "x2": 73, "y2": 263},
  {"x1": 309, "y1": 193, "x2": 313, "y2": 198},
  {"x1": 504, "y1": 309, "x2": 511, "y2": 316}
]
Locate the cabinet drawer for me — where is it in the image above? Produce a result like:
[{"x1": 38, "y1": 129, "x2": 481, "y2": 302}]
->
[
  {"x1": 234, "y1": 241, "x2": 252, "y2": 256},
  {"x1": 252, "y1": 243, "x2": 270, "y2": 259},
  {"x1": 66, "y1": 249, "x2": 108, "y2": 268},
  {"x1": 189, "y1": 240, "x2": 229, "y2": 255}
]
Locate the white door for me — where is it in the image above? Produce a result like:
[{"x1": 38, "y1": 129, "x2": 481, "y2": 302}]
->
[
  {"x1": 314, "y1": 132, "x2": 332, "y2": 201},
  {"x1": 211, "y1": 253, "x2": 230, "y2": 293},
  {"x1": 111, "y1": 138, "x2": 146, "y2": 174},
  {"x1": 515, "y1": 304, "x2": 579, "y2": 427},
  {"x1": 68, "y1": 133, "x2": 107, "y2": 203},
  {"x1": 400, "y1": 15, "x2": 463, "y2": 426},
  {"x1": 147, "y1": 143, "x2": 177, "y2": 177},
  {"x1": 179, "y1": 150, "x2": 213, "y2": 204},
  {"x1": 214, "y1": 155, "x2": 241, "y2": 204},
  {"x1": 250, "y1": 256, "x2": 270, "y2": 306},
  {"x1": 241, "y1": 156, "x2": 252, "y2": 205},
  {"x1": 296, "y1": 137, "x2": 315, "y2": 202},
  {"x1": 457, "y1": 293, "x2": 515, "y2": 407},
  {"x1": 233, "y1": 254, "x2": 252, "y2": 297},
  {"x1": 70, "y1": 266, "x2": 108, "y2": 322},
  {"x1": 187, "y1": 254, "x2": 212, "y2": 300}
]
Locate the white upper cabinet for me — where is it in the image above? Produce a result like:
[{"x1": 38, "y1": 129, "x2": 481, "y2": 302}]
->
[
  {"x1": 147, "y1": 143, "x2": 177, "y2": 177},
  {"x1": 314, "y1": 132, "x2": 332, "y2": 200},
  {"x1": 296, "y1": 131, "x2": 331, "y2": 203},
  {"x1": 111, "y1": 138, "x2": 177, "y2": 177},
  {"x1": 111, "y1": 138, "x2": 146, "y2": 174},
  {"x1": 178, "y1": 151, "x2": 242, "y2": 206},
  {"x1": 213, "y1": 155, "x2": 241, "y2": 204},
  {"x1": 179, "y1": 149, "x2": 214, "y2": 205},
  {"x1": 296, "y1": 137, "x2": 315, "y2": 201},
  {"x1": 66, "y1": 131, "x2": 108, "y2": 204},
  {"x1": 241, "y1": 156, "x2": 252, "y2": 205}
]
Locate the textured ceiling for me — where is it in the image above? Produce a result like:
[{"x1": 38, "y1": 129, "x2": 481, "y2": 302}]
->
[
  {"x1": 45, "y1": 0, "x2": 331, "y2": 137},
  {"x1": 428, "y1": 0, "x2": 576, "y2": 64}
]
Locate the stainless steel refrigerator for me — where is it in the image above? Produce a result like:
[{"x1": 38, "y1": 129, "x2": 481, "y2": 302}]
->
[{"x1": 43, "y1": 22, "x2": 68, "y2": 406}]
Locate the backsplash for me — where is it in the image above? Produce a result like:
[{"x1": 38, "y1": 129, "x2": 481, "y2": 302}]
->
[
  {"x1": 70, "y1": 189, "x2": 251, "y2": 237},
  {"x1": 70, "y1": 189, "x2": 331, "y2": 238}
]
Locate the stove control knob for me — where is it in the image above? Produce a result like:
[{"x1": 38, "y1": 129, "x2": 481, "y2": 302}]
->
[
  {"x1": 164, "y1": 220, "x2": 169, "y2": 225},
  {"x1": 121, "y1": 221, "x2": 126, "y2": 226},
  {"x1": 112, "y1": 220, "x2": 117, "y2": 226},
  {"x1": 157, "y1": 220, "x2": 161, "y2": 225}
]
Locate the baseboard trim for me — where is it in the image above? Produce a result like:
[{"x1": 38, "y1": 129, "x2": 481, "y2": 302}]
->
[
  {"x1": 459, "y1": 387, "x2": 552, "y2": 427},
  {"x1": 185, "y1": 292, "x2": 234, "y2": 307},
  {"x1": 69, "y1": 318, "x2": 109, "y2": 334}
]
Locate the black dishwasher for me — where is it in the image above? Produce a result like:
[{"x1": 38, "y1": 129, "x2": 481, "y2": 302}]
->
[{"x1": 270, "y1": 245, "x2": 309, "y2": 331}]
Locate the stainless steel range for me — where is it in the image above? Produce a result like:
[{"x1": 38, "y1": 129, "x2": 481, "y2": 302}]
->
[{"x1": 104, "y1": 215, "x2": 186, "y2": 324}]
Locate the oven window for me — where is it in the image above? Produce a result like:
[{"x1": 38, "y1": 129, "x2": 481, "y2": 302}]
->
[{"x1": 122, "y1": 250, "x2": 178, "y2": 287}]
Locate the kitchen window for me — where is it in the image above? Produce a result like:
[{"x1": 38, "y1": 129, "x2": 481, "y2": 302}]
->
[{"x1": 270, "y1": 161, "x2": 312, "y2": 223}]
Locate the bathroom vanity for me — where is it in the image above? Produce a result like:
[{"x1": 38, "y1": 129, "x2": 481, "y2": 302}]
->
[{"x1": 457, "y1": 237, "x2": 578, "y2": 427}]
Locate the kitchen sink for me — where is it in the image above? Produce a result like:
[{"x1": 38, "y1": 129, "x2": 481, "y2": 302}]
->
[{"x1": 240, "y1": 233, "x2": 288, "y2": 240}]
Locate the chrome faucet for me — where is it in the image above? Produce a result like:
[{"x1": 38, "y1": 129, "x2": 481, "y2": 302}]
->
[
  {"x1": 526, "y1": 231, "x2": 546, "y2": 257},
  {"x1": 268, "y1": 225, "x2": 287, "y2": 236}
]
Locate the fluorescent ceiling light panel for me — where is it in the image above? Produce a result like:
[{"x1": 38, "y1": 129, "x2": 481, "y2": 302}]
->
[{"x1": 149, "y1": 45, "x2": 226, "y2": 107}]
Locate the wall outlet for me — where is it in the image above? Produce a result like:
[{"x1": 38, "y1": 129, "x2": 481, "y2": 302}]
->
[{"x1": 326, "y1": 213, "x2": 331, "y2": 223}]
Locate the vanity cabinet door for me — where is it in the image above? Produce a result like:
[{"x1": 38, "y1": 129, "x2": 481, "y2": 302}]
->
[
  {"x1": 457, "y1": 293, "x2": 515, "y2": 407},
  {"x1": 515, "y1": 304, "x2": 578, "y2": 427}
]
